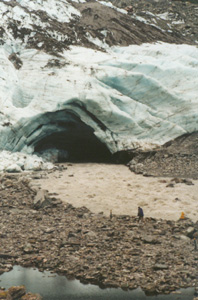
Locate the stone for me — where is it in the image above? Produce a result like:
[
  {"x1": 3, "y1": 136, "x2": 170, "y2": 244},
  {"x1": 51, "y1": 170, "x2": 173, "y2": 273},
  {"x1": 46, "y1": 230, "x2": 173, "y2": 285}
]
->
[
  {"x1": 153, "y1": 264, "x2": 168, "y2": 270},
  {"x1": 130, "y1": 249, "x2": 143, "y2": 256},
  {"x1": 166, "y1": 183, "x2": 174, "y2": 188},
  {"x1": 186, "y1": 227, "x2": 196, "y2": 238},
  {"x1": 0, "y1": 290, "x2": 8, "y2": 299},
  {"x1": 33, "y1": 190, "x2": 51, "y2": 209},
  {"x1": 183, "y1": 179, "x2": 194, "y2": 186},
  {"x1": 142, "y1": 236, "x2": 159, "y2": 244},
  {"x1": 0, "y1": 287, "x2": 42, "y2": 300},
  {"x1": 85, "y1": 231, "x2": 97, "y2": 238},
  {"x1": 23, "y1": 243, "x2": 34, "y2": 254},
  {"x1": 143, "y1": 283, "x2": 157, "y2": 294},
  {"x1": 179, "y1": 235, "x2": 190, "y2": 241},
  {"x1": 44, "y1": 228, "x2": 55, "y2": 234},
  {"x1": 103, "y1": 279, "x2": 119, "y2": 288},
  {"x1": 7, "y1": 286, "x2": 26, "y2": 300},
  {"x1": 21, "y1": 293, "x2": 43, "y2": 300}
]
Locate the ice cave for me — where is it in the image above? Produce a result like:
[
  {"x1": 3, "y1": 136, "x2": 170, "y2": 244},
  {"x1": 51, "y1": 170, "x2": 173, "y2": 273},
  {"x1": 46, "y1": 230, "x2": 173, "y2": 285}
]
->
[
  {"x1": 0, "y1": 42, "x2": 198, "y2": 170},
  {"x1": 12, "y1": 109, "x2": 113, "y2": 163}
]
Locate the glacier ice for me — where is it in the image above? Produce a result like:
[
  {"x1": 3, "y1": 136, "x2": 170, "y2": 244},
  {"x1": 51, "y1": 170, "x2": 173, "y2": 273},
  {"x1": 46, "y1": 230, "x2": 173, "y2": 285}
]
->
[
  {"x1": 0, "y1": 150, "x2": 53, "y2": 172},
  {"x1": 0, "y1": 42, "x2": 198, "y2": 166}
]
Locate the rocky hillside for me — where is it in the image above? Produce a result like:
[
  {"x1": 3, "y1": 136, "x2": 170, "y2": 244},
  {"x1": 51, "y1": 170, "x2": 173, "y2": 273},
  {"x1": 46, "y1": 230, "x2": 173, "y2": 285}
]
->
[
  {"x1": 128, "y1": 132, "x2": 198, "y2": 179},
  {"x1": 107, "y1": 0, "x2": 198, "y2": 45},
  {"x1": 0, "y1": 0, "x2": 196, "y2": 54}
]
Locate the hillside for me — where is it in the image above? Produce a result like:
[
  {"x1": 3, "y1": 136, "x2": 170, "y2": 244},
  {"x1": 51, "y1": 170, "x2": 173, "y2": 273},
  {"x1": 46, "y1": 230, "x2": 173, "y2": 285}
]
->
[{"x1": 107, "y1": 0, "x2": 198, "y2": 45}]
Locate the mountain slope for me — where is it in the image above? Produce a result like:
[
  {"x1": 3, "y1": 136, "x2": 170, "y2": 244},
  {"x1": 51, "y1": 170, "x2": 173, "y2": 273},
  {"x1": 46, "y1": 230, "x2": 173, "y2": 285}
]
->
[
  {"x1": 107, "y1": 0, "x2": 198, "y2": 45},
  {"x1": 0, "y1": 0, "x2": 195, "y2": 54}
]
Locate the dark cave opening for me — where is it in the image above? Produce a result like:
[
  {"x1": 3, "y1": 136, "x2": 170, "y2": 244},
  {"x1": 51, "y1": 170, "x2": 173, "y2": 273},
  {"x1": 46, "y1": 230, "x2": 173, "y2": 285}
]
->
[
  {"x1": 32, "y1": 110, "x2": 114, "y2": 163},
  {"x1": 34, "y1": 130, "x2": 114, "y2": 163}
]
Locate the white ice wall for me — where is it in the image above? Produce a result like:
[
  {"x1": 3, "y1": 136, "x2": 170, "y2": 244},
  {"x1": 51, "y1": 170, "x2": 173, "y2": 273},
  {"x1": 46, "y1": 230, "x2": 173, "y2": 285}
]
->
[{"x1": 0, "y1": 42, "x2": 198, "y2": 155}]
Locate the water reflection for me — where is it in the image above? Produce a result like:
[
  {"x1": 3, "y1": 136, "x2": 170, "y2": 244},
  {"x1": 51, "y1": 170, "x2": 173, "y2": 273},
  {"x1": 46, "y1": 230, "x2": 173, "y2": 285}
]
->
[{"x1": 0, "y1": 266, "x2": 195, "y2": 300}]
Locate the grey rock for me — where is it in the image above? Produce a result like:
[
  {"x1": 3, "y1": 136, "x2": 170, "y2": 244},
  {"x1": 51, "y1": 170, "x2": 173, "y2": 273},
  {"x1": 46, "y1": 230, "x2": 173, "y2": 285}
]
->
[
  {"x1": 180, "y1": 235, "x2": 190, "y2": 241},
  {"x1": 7, "y1": 285, "x2": 26, "y2": 299},
  {"x1": 33, "y1": 190, "x2": 51, "y2": 209},
  {"x1": 44, "y1": 228, "x2": 55, "y2": 234},
  {"x1": 186, "y1": 227, "x2": 196, "y2": 238},
  {"x1": 23, "y1": 243, "x2": 34, "y2": 254},
  {"x1": 142, "y1": 235, "x2": 160, "y2": 244},
  {"x1": 153, "y1": 264, "x2": 169, "y2": 270}
]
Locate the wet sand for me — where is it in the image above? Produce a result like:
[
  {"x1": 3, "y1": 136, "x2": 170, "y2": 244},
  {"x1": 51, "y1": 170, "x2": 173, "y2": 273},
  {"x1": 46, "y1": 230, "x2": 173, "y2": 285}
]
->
[{"x1": 32, "y1": 163, "x2": 198, "y2": 222}]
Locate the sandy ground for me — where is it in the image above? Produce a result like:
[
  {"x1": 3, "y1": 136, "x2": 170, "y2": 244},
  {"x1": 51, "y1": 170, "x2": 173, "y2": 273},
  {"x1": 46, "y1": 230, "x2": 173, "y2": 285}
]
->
[{"x1": 31, "y1": 163, "x2": 198, "y2": 222}]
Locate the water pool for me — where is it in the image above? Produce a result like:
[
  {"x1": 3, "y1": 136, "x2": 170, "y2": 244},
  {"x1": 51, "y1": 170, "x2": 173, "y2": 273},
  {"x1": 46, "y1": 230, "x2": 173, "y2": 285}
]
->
[{"x1": 0, "y1": 266, "x2": 195, "y2": 300}]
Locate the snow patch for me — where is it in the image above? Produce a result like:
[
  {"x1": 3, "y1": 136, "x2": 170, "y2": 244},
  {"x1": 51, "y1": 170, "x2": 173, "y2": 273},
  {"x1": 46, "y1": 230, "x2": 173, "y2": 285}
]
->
[
  {"x1": 16, "y1": 0, "x2": 81, "y2": 22},
  {"x1": 86, "y1": 32, "x2": 110, "y2": 50},
  {"x1": 157, "y1": 12, "x2": 169, "y2": 21},
  {"x1": 98, "y1": 1, "x2": 127, "y2": 14}
]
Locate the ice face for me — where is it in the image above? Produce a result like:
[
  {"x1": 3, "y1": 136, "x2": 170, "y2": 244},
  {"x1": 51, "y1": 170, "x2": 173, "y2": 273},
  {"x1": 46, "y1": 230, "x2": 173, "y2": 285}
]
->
[{"x1": 0, "y1": 42, "x2": 198, "y2": 165}]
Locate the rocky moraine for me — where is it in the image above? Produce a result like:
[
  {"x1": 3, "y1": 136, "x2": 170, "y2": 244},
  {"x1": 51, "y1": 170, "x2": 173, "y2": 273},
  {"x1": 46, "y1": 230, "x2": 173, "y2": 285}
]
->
[{"x1": 0, "y1": 170, "x2": 198, "y2": 296}]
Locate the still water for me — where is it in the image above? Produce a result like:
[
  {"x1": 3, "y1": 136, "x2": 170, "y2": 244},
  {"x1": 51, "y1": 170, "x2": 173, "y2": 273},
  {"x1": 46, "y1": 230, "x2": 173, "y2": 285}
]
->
[{"x1": 0, "y1": 266, "x2": 195, "y2": 300}]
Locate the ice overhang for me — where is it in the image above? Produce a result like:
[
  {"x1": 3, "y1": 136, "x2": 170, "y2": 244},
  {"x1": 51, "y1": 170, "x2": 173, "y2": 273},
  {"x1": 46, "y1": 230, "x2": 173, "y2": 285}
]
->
[{"x1": 5, "y1": 108, "x2": 114, "y2": 163}]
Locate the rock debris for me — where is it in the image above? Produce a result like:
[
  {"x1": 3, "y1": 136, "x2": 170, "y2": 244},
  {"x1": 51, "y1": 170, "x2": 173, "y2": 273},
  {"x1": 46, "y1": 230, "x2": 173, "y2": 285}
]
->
[{"x1": 0, "y1": 173, "x2": 198, "y2": 295}]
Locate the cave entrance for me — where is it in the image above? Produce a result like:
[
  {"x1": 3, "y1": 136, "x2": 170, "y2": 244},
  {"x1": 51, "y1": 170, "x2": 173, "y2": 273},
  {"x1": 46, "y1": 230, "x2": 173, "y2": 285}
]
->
[
  {"x1": 34, "y1": 130, "x2": 113, "y2": 163},
  {"x1": 32, "y1": 110, "x2": 114, "y2": 163}
]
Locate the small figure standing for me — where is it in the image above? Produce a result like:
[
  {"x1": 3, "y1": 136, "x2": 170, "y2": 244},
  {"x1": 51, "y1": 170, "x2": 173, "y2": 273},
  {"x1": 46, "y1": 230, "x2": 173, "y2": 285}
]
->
[
  {"x1": 138, "y1": 206, "x2": 144, "y2": 223},
  {"x1": 193, "y1": 231, "x2": 198, "y2": 251},
  {"x1": 180, "y1": 212, "x2": 185, "y2": 220}
]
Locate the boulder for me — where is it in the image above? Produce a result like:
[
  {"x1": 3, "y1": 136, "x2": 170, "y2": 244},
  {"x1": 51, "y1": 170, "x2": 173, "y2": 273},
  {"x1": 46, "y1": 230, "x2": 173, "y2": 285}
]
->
[
  {"x1": 21, "y1": 293, "x2": 43, "y2": 300},
  {"x1": 7, "y1": 286, "x2": 26, "y2": 300},
  {"x1": 33, "y1": 190, "x2": 51, "y2": 209},
  {"x1": 23, "y1": 243, "x2": 34, "y2": 254},
  {"x1": 142, "y1": 235, "x2": 160, "y2": 244},
  {"x1": 143, "y1": 283, "x2": 157, "y2": 294},
  {"x1": 0, "y1": 290, "x2": 8, "y2": 299},
  {"x1": 186, "y1": 227, "x2": 196, "y2": 239},
  {"x1": 153, "y1": 264, "x2": 168, "y2": 270},
  {"x1": 0, "y1": 287, "x2": 43, "y2": 300}
]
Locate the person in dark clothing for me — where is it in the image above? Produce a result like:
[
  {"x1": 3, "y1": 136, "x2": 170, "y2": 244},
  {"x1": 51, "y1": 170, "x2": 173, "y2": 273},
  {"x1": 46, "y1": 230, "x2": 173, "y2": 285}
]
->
[
  {"x1": 193, "y1": 231, "x2": 198, "y2": 251},
  {"x1": 138, "y1": 206, "x2": 144, "y2": 222}
]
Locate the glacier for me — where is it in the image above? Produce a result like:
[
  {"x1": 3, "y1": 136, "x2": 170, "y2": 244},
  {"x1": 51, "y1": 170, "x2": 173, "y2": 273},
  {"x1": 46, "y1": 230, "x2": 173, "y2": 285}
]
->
[
  {"x1": 0, "y1": 42, "x2": 198, "y2": 167},
  {"x1": 0, "y1": 0, "x2": 198, "y2": 170}
]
